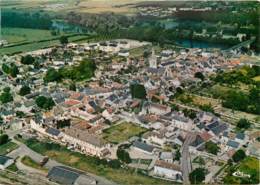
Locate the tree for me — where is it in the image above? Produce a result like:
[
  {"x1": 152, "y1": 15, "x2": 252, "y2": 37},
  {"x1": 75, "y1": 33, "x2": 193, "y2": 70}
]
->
[
  {"x1": 232, "y1": 149, "x2": 246, "y2": 162},
  {"x1": 2, "y1": 64, "x2": 10, "y2": 74},
  {"x1": 189, "y1": 168, "x2": 206, "y2": 184},
  {"x1": 19, "y1": 85, "x2": 31, "y2": 96},
  {"x1": 9, "y1": 64, "x2": 19, "y2": 78},
  {"x1": 59, "y1": 60, "x2": 96, "y2": 81},
  {"x1": 116, "y1": 148, "x2": 132, "y2": 164},
  {"x1": 56, "y1": 119, "x2": 71, "y2": 129},
  {"x1": 44, "y1": 68, "x2": 61, "y2": 83},
  {"x1": 16, "y1": 111, "x2": 26, "y2": 118},
  {"x1": 0, "y1": 116, "x2": 3, "y2": 130},
  {"x1": 175, "y1": 149, "x2": 181, "y2": 161},
  {"x1": 0, "y1": 134, "x2": 9, "y2": 145},
  {"x1": 183, "y1": 108, "x2": 197, "y2": 119},
  {"x1": 69, "y1": 83, "x2": 76, "y2": 91},
  {"x1": 130, "y1": 84, "x2": 146, "y2": 99},
  {"x1": 237, "y1": 119, "x2": 251, "y2": 130},
  {"x1": 194, "y1": 72, "x2": 205, "y2": 81},
  {"x1": 0, "y1": 88, "x2": 13, "y2": 104},
  {"x1": 36, "y1": 96, "x2": 55, "y2": 110},
  {"x1": 3, "y1": 63, "x2": 20, "y2": 78},
  {"x1": 21, "y1": 55, "x2": 34, "y2": 65},
  {"x1": 60, "y1": 36, "x2": 68, "y2": 45},
  {"x1": 3, "y1": 87, "x2": 10, "y2": 93},
  {"x1": 205, "y1": 141, "x2": 220, "y2": 155}
]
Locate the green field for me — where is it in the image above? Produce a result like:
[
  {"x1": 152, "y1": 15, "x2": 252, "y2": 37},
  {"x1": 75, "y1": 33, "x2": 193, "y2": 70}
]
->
[
  {"x1": 224, "y1": 157, "x2": 260, "y2": 184},
  {"x1": 0, "y1": 142, "x2": 18, "y2": 155},
  {"x1": 102, "y1": 122, "x2": 148, "y2": 144},
  {"x1": 23, "y1": 138, "x2": 172, "y2": 185},
  {"x1": 0, "y1": 27, "x2": 93, "y2": 55},
  {"x1": 2, "y1": 27, "x2": 55, "y2": 44}
]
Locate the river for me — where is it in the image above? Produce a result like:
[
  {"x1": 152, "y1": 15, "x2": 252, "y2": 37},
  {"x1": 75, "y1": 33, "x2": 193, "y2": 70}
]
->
[{"x1": 175, "y1": 39, "x2": 230, "y2": 49}]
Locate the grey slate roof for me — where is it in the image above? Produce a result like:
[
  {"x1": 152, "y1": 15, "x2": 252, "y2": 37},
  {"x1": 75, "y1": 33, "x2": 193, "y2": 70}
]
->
[
  {"x1": 0, "y1": 155, "x2": 13, "y2": 165},
  {"x1": 207, "y1": 120, "x2": 228, "y2": 136},
  {"x1": 236, "y1": 133, "x2": 245, "y2": 140},
  {"x1": 46, "y1": 127, "x2": 60, "y2": 136},
  {"x1": 191, "y1": 135, "x2": 204, "y2": 147},
  {"x1": 133, "y1": 141, "x2": 154, "y2": 153},
  {"x1": 47, "y1": 166, "x2": 82, "y2": 185},
  {"x1": 227, "y1": 140, "x2": 239, "y2": 148},
  {"x1": 211, "y1": 124, "x2": 228, "y2": 136}
]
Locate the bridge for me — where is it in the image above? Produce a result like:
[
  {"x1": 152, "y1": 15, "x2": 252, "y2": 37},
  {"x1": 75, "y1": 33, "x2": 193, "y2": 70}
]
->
[{"x1": 224, "y1": 38, "x2": 256, "y2": 52}]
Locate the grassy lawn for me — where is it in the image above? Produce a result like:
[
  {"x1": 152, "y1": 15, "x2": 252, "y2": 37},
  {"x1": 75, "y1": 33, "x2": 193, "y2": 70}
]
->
[
  {"x1": 238, "y1": 157, "x2": 259, "y2": 176},
  {"x1": 224, "y1": 157, "x2": 259, "y2": 184},
  {"x1": 102, "y1": 122, "x2": 148, "y2": 144},
  {"x1": 130, "y1": 45, "x2": 151, "y2": 57},
  {"x1": 132, "y1": 159, "x2": 152, "y2": 165},
  {"x1": 253, "y1": 75, "x2": 260, "y2": 82},
  {"x1": 21, "y1": 156, "x2": 48, "y2": 172},
  {"x1": 23, "y1": 139, "x2": 172, "y2": 185},
  {"x1": 0, "y1": 142, "x2": 18, "y2": 155},
  {"x1": 6, "y1": 163, "x2": 19, "y2": 172}
]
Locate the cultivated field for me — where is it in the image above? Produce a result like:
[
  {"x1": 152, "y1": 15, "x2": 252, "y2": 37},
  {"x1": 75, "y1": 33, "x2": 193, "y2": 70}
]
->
[{"x1": 1, "y1": 0, "x2": 167, "y2": 14}]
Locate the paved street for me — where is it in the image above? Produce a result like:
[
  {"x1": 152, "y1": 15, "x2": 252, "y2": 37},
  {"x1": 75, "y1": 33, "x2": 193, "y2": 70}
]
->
[{"x1": 181, "y1": 133, "x2": 196, "y2": 185}]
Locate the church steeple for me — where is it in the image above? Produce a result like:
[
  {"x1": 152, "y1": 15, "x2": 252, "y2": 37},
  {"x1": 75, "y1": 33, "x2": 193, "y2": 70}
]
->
[{"x1": 149, "y1": 48, "x2": 157, "y2": 68}]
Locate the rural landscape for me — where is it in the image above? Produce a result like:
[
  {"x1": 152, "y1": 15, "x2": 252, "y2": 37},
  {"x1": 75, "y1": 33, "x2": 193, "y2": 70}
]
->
[{"x1": 0, "y1": 0, "x2": 259, "y2": 185}]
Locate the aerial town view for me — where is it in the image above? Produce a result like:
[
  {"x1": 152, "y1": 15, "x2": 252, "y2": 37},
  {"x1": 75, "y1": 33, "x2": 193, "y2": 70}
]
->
[{"x1": 0, "y1": 0, "x2": 259, "y2": 185}]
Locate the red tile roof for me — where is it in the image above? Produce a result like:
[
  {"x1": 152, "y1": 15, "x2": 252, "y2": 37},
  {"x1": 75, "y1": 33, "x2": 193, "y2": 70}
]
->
[
  {"x1": 155, "y1": 160, "x2": 182, "y2": 172},
  {"x1": 64, "y1": 100, "x2": 81, "y2": 106},
  {"x1": 199, "y1": 131, "x2": 213, "y2": 141}
]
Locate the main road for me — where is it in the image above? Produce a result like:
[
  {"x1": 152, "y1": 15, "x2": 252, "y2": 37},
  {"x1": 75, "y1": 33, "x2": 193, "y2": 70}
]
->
[{"x1": 181, "y1": 133, "x2": 196, "y2": 185}]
